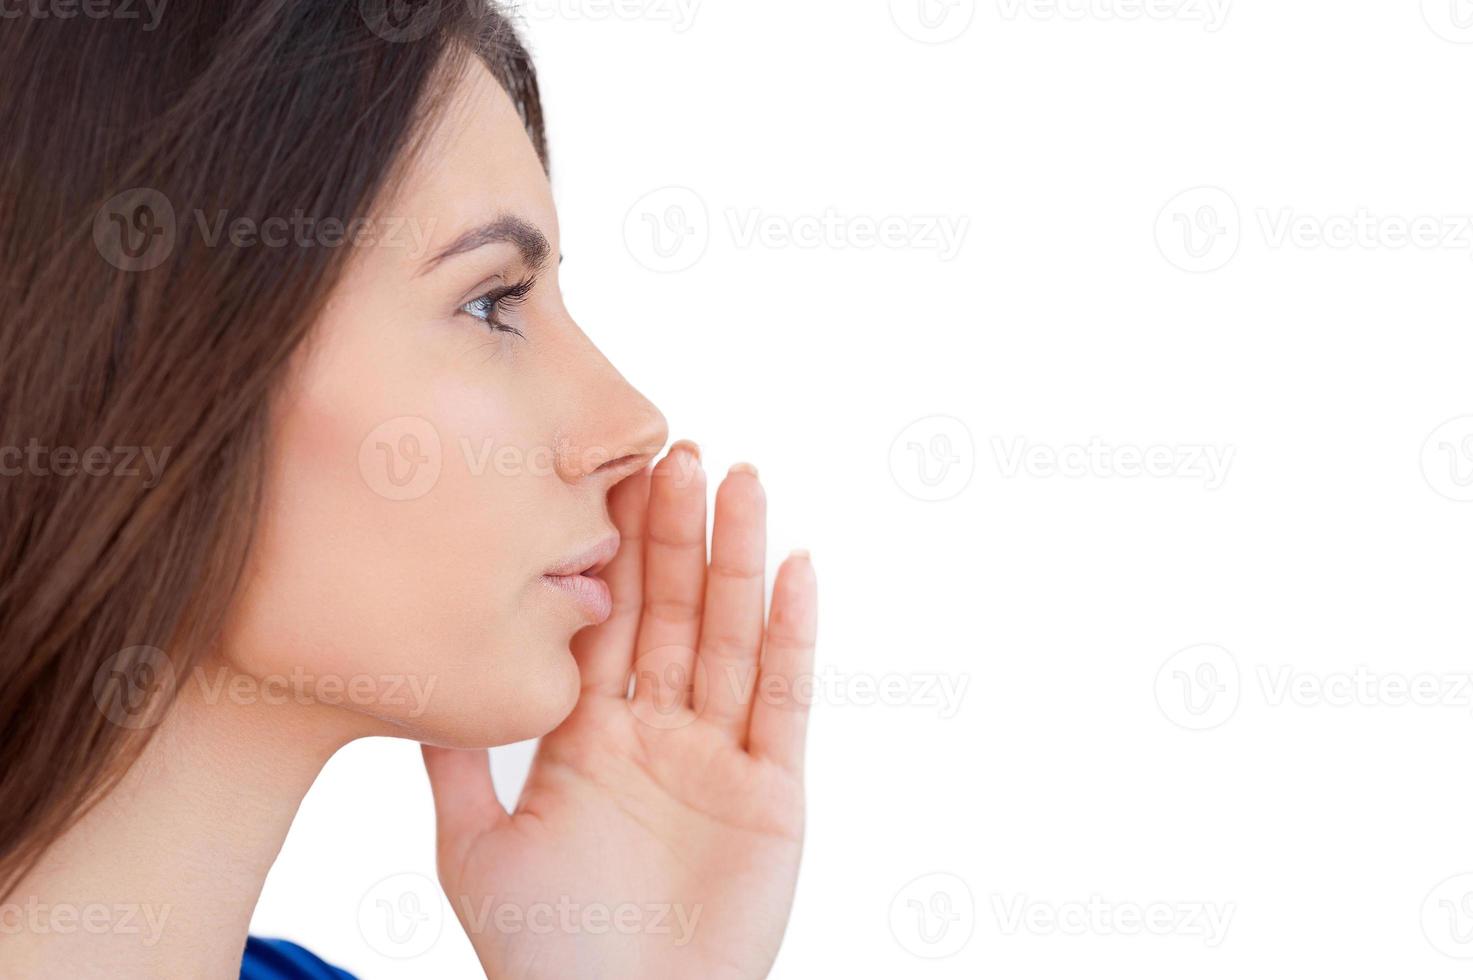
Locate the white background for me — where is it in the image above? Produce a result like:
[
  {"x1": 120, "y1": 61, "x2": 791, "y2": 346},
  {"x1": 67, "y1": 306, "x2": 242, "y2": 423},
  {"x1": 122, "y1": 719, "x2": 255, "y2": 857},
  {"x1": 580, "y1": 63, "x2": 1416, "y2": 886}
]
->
[{"x1": 253, "y1": 0, "x2": 1473, "y2": 975}]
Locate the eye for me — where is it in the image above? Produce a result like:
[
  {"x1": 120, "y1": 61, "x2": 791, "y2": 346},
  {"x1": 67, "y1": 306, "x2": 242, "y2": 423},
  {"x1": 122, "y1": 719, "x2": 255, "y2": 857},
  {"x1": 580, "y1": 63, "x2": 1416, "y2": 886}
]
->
[{"x1": 459, "y1": 275, "x2": 536, "y2": 337}]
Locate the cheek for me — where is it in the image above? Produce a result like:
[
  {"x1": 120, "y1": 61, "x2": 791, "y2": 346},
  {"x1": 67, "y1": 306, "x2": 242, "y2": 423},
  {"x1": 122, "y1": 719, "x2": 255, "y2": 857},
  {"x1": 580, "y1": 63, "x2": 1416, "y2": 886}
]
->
[{"x1": 219, "y1": 311, "x2": 576, "y2": 745}]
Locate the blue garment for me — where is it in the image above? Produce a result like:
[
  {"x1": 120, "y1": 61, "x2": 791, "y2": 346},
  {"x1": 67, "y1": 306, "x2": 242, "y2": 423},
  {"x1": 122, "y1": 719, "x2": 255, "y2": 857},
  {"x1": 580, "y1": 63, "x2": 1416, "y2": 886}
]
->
[{"x1": 240, "y1": 936, "x2": 356, "y2": 980}]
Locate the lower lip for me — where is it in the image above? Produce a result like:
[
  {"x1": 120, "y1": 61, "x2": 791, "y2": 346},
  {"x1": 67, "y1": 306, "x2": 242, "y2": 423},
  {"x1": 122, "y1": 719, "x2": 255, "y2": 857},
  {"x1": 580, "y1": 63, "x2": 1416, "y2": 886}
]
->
[{"x1": 541, "y1": 573, "x2": 613, "y2": 624}]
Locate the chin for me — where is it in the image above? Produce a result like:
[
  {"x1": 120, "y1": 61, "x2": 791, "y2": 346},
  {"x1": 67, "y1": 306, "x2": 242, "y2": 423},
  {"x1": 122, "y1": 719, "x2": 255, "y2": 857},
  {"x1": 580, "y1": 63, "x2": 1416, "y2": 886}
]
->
[{"x1": 386, "y1": 640, "x2": 582, "y2": 750}]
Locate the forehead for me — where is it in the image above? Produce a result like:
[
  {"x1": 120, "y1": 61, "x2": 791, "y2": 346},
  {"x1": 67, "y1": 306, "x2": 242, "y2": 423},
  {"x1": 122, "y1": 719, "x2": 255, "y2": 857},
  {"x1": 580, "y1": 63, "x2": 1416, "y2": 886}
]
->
[{"x1": 385, "y1": 57, "x2": 557, "y2": 253}]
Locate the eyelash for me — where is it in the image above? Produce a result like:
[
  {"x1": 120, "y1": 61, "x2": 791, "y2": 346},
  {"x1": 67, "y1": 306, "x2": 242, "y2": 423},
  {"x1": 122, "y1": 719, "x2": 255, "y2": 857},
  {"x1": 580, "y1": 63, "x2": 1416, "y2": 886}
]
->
[{"x1": 459, "y1": 275, "x2": 537, "y2": 337}]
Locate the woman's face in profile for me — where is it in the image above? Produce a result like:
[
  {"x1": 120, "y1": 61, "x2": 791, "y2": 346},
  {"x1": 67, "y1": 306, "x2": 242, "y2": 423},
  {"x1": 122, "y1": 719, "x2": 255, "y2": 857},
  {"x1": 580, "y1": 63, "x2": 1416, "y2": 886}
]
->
[{"x1": 221, "y1": 59, "x2": 668, "y2": 748}]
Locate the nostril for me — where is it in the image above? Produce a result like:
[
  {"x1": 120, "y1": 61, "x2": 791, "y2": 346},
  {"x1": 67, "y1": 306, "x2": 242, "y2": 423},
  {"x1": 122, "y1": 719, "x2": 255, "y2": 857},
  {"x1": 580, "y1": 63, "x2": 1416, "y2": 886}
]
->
[{"x1": 595, "y1": 452, "x2": 646, "y2": 478}]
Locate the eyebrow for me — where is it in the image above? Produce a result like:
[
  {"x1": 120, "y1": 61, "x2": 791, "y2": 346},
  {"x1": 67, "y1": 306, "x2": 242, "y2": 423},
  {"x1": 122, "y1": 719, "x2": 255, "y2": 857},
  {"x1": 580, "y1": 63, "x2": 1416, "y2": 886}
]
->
[{"x1": 421, "y1": 213, "x2": 552, "y2": 272}]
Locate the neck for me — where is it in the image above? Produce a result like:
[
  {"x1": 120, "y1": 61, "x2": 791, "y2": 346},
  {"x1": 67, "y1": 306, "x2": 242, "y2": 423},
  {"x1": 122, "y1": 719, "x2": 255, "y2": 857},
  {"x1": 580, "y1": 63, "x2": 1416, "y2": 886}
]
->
[{"x1": 2, "y1": 671, "x2": 357, "y2": 979}]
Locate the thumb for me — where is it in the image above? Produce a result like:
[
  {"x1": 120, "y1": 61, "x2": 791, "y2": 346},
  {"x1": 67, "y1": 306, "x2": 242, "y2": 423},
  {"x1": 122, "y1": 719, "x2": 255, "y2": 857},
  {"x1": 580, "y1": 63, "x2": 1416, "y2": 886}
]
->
[{"x1": 421, "y1": 744, "x2": 508, "y2": 851}]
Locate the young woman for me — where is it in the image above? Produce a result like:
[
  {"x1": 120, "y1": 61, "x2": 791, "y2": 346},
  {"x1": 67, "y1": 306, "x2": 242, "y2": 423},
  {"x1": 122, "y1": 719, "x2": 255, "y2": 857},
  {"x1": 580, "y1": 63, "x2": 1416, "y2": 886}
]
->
[{"x1": 0, "y1": 2, "x2": 817, "y2": 977}]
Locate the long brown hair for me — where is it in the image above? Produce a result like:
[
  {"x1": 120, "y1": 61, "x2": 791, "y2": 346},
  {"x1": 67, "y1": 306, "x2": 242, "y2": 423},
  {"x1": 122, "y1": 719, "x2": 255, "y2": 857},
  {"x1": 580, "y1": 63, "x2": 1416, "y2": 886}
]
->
[{"x1": 0, "y1": 0, "x2": 546, "y2": 896}]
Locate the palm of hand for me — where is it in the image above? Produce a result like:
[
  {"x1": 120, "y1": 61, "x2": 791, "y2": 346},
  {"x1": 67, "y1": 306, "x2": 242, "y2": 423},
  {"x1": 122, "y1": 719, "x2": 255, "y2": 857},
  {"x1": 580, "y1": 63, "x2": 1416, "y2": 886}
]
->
[{"x1": 423, "y1": 446, "x2": 817, "y2": 980}]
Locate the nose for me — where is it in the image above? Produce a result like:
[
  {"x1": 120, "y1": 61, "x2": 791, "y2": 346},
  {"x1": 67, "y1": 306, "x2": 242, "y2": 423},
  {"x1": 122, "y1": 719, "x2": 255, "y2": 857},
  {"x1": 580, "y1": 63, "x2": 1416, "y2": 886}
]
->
[{"x1": 554, "y1": 355, "x2": 668, "y2": 488}]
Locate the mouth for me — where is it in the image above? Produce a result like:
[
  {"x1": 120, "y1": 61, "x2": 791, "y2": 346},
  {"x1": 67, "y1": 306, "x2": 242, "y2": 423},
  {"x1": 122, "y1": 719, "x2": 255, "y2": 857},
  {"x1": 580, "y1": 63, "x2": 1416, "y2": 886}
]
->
[{"x1": 540, "y1": 533, "x2": 619, "y2": 624}]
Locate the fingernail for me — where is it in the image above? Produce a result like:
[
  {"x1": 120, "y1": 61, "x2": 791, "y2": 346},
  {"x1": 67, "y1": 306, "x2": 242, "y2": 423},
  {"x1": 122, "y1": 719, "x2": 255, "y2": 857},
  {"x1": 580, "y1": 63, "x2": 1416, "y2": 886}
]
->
[
  {"x1": 789, "y1": 548, "x2": 810, "y2": 561},
  {"x1": 670, "y1": 439, "x2": 701, "y2": 463},
  {"x1": 729, "y1": 462, "x2": 758, "y2": 477}
]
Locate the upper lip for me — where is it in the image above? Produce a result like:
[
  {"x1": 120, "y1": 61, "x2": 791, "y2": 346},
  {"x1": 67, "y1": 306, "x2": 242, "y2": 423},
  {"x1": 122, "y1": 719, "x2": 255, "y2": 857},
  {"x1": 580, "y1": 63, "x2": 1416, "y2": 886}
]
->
[{"x1": 543, "y1": 533, "x2": 620, "y2": 578}]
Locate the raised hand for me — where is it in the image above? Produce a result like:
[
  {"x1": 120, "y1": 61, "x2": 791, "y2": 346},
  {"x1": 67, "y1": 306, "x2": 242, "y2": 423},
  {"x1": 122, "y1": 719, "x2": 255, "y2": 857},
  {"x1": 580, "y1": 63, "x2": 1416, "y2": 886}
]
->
[{"x1": 423, "y1": 442, "x2": 817, "y2": 980}]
